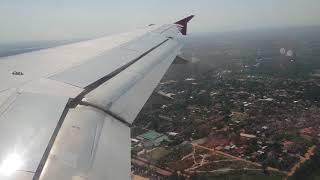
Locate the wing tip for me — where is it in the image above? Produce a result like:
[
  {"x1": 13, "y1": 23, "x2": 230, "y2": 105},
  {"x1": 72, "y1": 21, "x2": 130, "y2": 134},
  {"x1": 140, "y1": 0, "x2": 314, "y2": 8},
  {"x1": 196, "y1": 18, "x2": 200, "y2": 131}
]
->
[{"x1": 174, "y1": 15, "x2": 195, "y2": 35}]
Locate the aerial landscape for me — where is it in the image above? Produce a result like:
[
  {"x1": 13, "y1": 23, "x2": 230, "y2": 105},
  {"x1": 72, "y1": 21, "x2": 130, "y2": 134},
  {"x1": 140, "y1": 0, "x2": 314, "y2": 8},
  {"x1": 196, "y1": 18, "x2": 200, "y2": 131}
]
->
[
  {"x1": 131, "y1": 26, "x2": 320, "y2": 180},
  {"x1": 1, "y1": 1, "x2": 320, "y2": 180},
  {"x1": 1, "y1": 25, "x2": 319, "y2": 180}
]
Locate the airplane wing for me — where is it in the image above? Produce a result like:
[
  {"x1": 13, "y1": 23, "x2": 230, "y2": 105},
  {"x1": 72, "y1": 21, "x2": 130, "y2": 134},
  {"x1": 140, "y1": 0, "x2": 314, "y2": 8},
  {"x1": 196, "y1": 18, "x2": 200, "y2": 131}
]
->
[{"x1": 0, "y1": 15, "x2": 194, "y2": 180}]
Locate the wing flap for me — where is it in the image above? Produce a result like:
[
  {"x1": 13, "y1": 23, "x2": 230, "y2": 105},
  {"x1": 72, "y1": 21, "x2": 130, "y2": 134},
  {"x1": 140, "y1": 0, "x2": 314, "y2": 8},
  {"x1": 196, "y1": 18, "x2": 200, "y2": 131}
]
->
[
  {"x1": 38, "y1": 105, "x2": 105, "y2": 180},
  {"x1": 108, "y1": 49, "x2": 177, "y2": 122},
  {"x1": 38, "y1": 106, "x2": 130, "y2": 180},
  {"x1": 0, "y1": 92, "x2": 68, "y2": 178},
  {"x1": 83, "y1": 39, "x2": 179, "y2": 122},
  {"x1": 88, "y1": 114, "x2": 130, "y2": 180}
]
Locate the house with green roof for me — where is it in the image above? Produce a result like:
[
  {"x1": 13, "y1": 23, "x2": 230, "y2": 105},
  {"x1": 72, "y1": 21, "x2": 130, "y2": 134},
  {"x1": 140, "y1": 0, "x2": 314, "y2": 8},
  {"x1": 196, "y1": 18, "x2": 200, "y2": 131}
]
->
[{"x1": 137, "y1": 130, "x2": 169, "y2": 148}]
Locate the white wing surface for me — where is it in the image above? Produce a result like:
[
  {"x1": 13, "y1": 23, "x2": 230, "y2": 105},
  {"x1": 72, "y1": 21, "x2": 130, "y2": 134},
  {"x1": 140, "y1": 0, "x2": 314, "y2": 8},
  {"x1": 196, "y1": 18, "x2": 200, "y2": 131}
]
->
[{"x1": 0, "y1": 15, "x2": 194, "y2": 180}]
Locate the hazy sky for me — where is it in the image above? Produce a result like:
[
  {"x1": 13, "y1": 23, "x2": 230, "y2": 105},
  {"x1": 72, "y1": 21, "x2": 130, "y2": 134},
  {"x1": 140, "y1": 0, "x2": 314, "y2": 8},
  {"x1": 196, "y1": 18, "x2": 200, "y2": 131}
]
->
[{"x1": 0, "y1": 0, "x2": 319, "y2": 42}]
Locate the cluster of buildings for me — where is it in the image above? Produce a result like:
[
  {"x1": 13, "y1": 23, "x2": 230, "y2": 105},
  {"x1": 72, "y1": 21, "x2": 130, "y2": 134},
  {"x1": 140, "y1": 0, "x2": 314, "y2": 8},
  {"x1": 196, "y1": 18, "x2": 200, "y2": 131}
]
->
[{"x1": 132, "y1": 56, "x2": 320, "y2": 177}]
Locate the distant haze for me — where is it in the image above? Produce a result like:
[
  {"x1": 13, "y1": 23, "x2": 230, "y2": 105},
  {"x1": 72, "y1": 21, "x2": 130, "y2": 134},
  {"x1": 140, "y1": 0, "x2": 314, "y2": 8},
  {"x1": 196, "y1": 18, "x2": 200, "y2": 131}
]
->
[{"x1": 1, "y1": 0, "x2": 320, "y2": 43}]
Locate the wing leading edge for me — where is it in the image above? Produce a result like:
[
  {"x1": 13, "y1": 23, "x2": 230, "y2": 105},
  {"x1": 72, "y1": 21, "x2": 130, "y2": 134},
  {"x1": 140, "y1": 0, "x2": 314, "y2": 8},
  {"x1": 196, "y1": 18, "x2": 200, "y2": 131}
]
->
[{"x1": 0, "y1": 15, "x2": 194, "y2": 180}]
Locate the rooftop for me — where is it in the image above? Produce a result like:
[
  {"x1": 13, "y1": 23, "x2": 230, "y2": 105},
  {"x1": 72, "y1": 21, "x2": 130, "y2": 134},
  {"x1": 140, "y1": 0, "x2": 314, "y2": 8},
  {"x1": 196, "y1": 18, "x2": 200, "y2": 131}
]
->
[{"x1": 139, "y1": 130, "x2": 163, "y2": 141}]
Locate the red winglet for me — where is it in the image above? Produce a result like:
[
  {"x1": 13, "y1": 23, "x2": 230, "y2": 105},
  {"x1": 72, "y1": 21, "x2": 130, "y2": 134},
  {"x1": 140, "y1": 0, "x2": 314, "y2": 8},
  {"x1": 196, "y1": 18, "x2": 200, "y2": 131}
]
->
[{"x1": 175, "y1": 15, "x2": 195, "y2": 35}]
